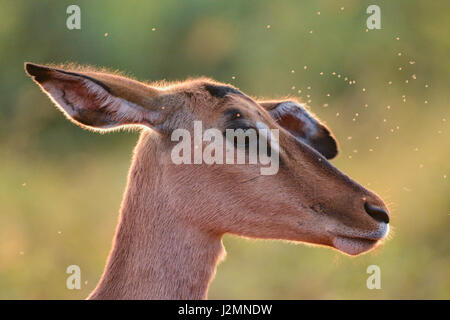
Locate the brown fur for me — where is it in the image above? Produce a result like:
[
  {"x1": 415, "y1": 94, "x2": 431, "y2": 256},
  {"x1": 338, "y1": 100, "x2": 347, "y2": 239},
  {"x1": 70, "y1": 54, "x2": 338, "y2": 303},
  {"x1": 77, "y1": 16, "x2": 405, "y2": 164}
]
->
[{"x1": 25, "y1": 63, "x2": 390, "y2": 299}]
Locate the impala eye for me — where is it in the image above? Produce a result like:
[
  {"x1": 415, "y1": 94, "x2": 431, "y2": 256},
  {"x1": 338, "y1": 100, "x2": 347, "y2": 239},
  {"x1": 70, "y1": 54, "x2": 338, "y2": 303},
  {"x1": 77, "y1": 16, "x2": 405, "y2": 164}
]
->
[{"x1": 223, "y1": 108, "x2": 243, "y2": 121}]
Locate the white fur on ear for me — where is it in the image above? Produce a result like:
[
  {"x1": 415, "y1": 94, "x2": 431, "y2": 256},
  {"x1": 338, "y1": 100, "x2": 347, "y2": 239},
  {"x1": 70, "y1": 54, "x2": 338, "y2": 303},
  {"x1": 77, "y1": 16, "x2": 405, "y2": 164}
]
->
[
  {"x1": 267, "y1": 100, "x2": 338, "y2": 159},
  {"x1": 29, "y1": 66, "x2": 157, "y2": 131},
  {"x1": 79, "y1": 79, "x2": 148, "y2": 127},
  {"x1": 271, "y1": 101, "x2": 319, "y2": 136}
]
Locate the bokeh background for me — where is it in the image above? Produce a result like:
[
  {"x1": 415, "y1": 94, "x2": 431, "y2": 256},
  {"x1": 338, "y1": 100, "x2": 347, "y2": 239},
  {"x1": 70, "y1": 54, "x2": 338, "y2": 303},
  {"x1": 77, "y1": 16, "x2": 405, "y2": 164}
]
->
[{"x1": 0, "y1": 0, "x2": 448, "y2": 299}]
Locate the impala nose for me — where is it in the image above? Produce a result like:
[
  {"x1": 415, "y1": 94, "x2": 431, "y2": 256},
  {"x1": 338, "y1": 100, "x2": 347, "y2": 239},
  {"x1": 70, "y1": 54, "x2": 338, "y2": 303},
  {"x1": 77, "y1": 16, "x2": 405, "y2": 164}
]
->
[{"x1": 364, "y1": 202, "x2": 390, "y2": 224}]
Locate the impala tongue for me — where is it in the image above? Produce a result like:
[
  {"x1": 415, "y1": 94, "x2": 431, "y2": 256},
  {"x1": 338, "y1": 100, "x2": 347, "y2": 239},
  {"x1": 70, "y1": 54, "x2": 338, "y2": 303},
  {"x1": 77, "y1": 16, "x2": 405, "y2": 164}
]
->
[{"x1": 332, "y1": 236, "x2": 377, "y2": 256}]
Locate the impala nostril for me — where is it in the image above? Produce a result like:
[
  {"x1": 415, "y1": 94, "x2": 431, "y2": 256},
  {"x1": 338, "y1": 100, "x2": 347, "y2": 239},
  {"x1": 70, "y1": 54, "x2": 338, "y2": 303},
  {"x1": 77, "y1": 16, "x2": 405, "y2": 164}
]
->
[{"x1": 364, "y1": 202, "x2": 390, "y2": 224}]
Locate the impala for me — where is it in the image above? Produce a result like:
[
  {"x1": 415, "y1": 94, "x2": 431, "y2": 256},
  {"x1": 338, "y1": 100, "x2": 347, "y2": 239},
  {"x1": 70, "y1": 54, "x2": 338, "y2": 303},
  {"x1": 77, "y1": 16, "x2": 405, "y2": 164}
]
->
[{"x1": 25, "y1": 62, "x2": 390, "y2": 299}]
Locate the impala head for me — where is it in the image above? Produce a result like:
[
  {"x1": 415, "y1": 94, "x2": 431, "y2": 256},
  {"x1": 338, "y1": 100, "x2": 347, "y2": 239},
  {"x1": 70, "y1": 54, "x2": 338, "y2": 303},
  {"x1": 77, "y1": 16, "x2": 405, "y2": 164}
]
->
[{"x1": 25, "y1": 62, "x2": 389, "y2": 256}]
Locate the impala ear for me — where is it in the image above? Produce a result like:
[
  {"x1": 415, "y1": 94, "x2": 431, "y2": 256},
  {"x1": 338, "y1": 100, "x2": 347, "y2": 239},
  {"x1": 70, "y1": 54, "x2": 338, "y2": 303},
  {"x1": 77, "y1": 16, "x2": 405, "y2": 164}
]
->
[
  {"x1": 25, "y1": 62, "x2": 167, "y2": 132},
  {"x1": 260, "y1": 100, "x2": 338, "y2": 159}
]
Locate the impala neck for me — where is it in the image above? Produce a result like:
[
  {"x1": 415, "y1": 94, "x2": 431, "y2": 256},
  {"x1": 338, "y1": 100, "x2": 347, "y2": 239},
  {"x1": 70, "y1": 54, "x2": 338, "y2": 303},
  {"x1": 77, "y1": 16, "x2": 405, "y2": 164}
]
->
[{"x1": 89, "y1": 133, "x2": 225, "y2": 300}]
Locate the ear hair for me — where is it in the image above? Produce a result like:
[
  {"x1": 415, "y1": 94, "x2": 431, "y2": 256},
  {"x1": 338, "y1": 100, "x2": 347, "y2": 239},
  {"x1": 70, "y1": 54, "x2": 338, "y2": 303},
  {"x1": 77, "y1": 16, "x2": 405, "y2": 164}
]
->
[
  {"x1": 260, "y1": 100, "x2": 338, "y2": 159},
  {"x1": 25, "y1": 62, "x2": 164, "y2": 133}
]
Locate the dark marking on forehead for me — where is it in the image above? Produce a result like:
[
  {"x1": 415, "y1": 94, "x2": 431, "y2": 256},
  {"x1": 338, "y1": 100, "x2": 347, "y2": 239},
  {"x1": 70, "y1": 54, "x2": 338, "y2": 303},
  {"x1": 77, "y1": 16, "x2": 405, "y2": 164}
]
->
[{"x1": 204, "y1": 84, "x2": 243, "y2": 98}]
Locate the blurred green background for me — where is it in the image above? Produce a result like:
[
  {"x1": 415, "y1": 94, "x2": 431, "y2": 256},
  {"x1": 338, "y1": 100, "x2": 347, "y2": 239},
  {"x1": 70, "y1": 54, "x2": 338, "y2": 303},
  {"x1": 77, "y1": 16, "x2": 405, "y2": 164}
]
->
[{"x1": 0, "y1": 0, "x2": 448, "y2": 299}]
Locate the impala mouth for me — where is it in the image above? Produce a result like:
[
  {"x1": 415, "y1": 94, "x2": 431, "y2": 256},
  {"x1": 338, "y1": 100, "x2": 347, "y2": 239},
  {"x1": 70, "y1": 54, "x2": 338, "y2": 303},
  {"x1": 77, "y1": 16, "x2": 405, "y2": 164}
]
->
[
  {"x1": 332, "y1": 236, "x2": 380, "y2": 255},
  {"x1": 330, "y1": 223, "x2": 389, "y2": 255}
]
